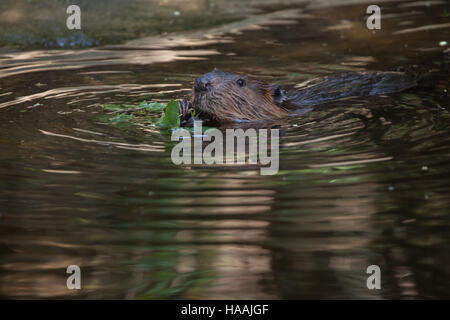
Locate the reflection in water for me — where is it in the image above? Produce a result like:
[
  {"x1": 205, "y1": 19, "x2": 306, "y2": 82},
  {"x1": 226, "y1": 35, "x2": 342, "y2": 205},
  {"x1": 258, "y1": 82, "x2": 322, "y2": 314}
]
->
[
  {"x1": 0, "y1": 9, "x2": 303, "y2": 79},
  {"x1": 0, "y1": 84, "x2": 186, "y2": 109},
  {"x1": 0, "y1": 0, "x2": 450, "y2": 299}
]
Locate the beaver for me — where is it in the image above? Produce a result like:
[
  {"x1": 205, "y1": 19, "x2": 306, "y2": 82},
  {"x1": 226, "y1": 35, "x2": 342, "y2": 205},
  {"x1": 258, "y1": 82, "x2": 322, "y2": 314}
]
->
[{"x1": 178, "y1": 68, "x2": 418, "y2": 125}]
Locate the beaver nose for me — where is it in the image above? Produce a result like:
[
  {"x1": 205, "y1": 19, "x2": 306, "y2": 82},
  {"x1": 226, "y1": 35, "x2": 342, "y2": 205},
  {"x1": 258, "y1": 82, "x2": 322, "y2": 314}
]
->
[{"x1": 194, "y1": 77, "x2": 211, "y2": 92}]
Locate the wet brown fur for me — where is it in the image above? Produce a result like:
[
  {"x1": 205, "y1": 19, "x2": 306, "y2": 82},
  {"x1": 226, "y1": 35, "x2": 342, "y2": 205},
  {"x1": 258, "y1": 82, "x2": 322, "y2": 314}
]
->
[
  {"x1": 192, "y1": 70, "x2": 288, "y2": 122},
  {"x1": 187, "y1": 68, "x2": 418, "y2": 123}
]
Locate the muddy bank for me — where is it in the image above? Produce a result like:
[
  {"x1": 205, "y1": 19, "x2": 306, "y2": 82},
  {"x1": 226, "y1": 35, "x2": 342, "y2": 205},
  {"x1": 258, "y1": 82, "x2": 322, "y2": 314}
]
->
[{"x1": 0, "y1": 0, "x2": 427, "y2": 49}]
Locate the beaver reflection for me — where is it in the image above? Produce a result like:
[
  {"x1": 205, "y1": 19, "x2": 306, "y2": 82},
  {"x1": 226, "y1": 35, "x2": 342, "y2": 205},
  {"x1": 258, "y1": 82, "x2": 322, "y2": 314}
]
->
[{"x1": 179, "y1": 69, "x2": 417, "y2": 125}]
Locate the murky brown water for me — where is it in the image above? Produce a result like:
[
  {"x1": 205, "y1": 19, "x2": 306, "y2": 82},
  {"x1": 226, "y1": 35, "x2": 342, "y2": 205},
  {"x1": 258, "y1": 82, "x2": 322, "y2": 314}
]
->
[{"x1": 0, "y1": 0, "x2": 449, "y2": 299}]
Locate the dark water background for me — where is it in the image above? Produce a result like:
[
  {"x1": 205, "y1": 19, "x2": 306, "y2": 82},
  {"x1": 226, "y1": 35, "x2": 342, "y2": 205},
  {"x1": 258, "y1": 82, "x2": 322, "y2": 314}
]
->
[{"x1": 0, "y1": 0, "x2": 449, "y2": 298}]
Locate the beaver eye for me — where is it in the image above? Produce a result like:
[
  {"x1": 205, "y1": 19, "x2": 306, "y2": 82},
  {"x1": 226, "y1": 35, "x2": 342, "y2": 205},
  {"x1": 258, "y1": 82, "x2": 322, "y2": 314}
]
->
[
  {"x1": 236, "y1": 78, "x2": 245, "y2": 87},
  {"x1": 274, "y1": 87, "x2": 285, "y2": 96}
]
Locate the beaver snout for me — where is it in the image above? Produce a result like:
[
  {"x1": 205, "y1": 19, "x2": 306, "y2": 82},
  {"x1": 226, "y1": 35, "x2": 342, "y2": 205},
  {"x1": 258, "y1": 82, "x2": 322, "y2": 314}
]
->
[{"x1": 194, "y1": 76, "x2": 211, "y2": 92}]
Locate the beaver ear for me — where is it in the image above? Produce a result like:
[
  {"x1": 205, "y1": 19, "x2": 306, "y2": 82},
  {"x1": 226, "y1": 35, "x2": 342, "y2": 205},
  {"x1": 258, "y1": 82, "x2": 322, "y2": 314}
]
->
[{"x1": 271, "y1": 84, "x2": 287, "y2": 106}]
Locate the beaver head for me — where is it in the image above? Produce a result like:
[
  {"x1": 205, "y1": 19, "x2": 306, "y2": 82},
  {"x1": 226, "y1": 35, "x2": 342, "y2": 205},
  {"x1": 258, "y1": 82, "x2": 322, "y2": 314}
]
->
[{"x1": 192, "y1": 70, "x2": 289, "y2": 122}]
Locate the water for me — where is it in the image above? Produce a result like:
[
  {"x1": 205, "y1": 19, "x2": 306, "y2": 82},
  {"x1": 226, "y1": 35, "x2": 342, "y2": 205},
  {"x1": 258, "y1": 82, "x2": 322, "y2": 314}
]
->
[{"x1": 0, "y1": 0, "x2": 449, "y2": 299}]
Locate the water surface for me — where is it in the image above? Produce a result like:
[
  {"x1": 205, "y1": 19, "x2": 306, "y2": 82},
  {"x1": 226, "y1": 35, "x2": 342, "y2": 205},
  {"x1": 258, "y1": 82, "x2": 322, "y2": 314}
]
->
[{"x1": 0, "y1": 0, "x2": 449, "y2": 299}]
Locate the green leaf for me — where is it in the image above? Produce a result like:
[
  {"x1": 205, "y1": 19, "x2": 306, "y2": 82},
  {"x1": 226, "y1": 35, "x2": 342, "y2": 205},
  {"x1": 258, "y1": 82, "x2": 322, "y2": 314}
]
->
[
  {"x1": 158, "y1": 100, "x2": 180, "y2": 128},
  {"x1": 109, "y1": 114, "x2": 135, "y2": 123},
  {"x1": 139, "y1": 101, "x2": 166, "y2": 112},
  {"x1": 101, "y1": 104, "x2": 134, "y2": 111}
]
